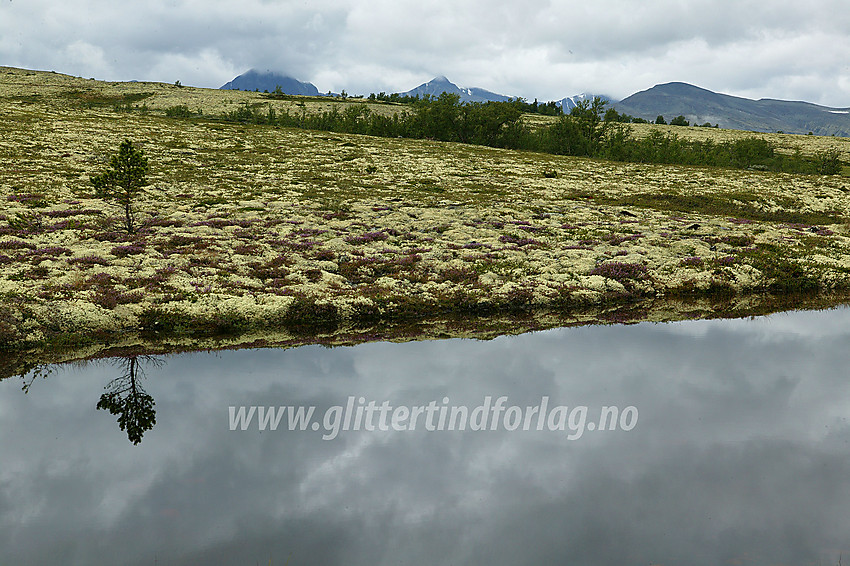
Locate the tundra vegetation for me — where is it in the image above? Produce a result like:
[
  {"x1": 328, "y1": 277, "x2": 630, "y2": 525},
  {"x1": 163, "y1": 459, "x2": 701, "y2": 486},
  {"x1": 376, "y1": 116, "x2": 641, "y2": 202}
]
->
[{"x1": 2, "y1": 66, "x2": 850, "y2": 370}]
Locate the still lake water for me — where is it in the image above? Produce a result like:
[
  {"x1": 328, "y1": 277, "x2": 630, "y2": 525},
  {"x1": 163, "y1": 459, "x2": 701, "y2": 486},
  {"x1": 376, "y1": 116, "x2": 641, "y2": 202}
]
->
[{"x1": 3, "y1": 308, "x2": 850, "y2": 565}]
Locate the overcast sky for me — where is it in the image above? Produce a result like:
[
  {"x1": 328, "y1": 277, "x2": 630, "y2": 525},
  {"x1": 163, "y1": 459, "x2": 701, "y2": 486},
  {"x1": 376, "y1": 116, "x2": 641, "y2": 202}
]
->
[{"x1": 2, "y1": 0, "x2": 849, "y2": 106}]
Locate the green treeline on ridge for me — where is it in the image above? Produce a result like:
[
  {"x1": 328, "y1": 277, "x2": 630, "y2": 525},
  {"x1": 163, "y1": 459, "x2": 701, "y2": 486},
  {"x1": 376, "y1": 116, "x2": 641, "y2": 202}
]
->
[{"x1": 167, "y1": 93, "x2": 843, "y2": 175}]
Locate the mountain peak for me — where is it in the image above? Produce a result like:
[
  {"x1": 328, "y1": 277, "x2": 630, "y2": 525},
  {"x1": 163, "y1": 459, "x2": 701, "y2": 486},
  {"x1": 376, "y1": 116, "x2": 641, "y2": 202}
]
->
[
  {"x1": 401, "y1": 76, "x2": 511, "y2": 103},
  {"x1": 220, "y1": 69, "x2": 320, "y2": 96},
  {"x1": 556, "y1": 92, "x2": 612, "y2": 111},
  {"x1": 653, "y1": 82, "x2": 719, "y2": 96}
]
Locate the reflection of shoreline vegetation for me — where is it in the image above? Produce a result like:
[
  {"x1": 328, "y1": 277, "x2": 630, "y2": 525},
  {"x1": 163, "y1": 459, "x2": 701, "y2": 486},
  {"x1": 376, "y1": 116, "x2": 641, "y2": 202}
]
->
[
  {"x1": 96, "y1": 355, "x2": 159, "y2": 445},
  {"x1": 3, "y1": 292, "x2": 849, "y2": 383},
  {"x1": 16, "y1": 354, "x2": 160, "y2": 445}
]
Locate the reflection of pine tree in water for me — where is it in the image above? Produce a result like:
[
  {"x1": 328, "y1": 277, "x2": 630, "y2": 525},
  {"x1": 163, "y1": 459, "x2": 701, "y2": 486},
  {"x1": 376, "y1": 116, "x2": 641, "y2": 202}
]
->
[{"x1": 97, "y1": 356, "x2": 160, "y2": 445}]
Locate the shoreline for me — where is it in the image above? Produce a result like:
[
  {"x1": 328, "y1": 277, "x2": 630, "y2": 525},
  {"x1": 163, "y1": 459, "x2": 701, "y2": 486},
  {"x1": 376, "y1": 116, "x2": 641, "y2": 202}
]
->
[{"x1": 3, "y1": 292, "x2": 850, "y2": 380}]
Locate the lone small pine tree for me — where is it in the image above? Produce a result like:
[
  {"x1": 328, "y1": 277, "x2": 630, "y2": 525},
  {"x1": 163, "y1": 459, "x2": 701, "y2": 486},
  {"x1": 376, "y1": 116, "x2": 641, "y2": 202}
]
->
[{"x1": 91, "y1": 140, "x2": 148, "y2": 234}]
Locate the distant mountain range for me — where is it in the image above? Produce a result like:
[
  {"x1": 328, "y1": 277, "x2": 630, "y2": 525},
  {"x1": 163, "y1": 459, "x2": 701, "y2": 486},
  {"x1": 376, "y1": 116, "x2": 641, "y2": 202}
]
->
[
  {"x1": 612, "y1": 82, "x2": 850, "y2": 136},
  {"x1": 398, "y1": 77, "x2": 612, "y2": 110},
  {"x1": 220, "y1": 70, "x2": 850, "y2": 136}
]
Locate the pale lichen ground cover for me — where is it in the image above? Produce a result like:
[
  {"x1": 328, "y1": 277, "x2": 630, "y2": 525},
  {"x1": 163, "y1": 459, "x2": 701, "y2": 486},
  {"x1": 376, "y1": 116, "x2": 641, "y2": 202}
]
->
[{"x1": 2, "y1": 66, "x2": 850, "y2": 355}]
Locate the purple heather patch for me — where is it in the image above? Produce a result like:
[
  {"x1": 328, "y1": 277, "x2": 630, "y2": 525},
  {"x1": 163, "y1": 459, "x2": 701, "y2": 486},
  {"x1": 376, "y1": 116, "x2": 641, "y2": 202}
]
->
[
  {"x1": 0, "y1": 240, "x2": 36, "y2": 250},
  {"x1": 285, "y1": 240, "x2": 318, "y2": 251},
  {"x1": 293, "y1": 228, "x2": 327, "y2": 237},
  {"x1": 439, "y1": 266, "x2": 478, "y2": 283},
  {"x1": 31, "y1": 246, "x2": 73, "y2": 257},
  {"x1": 230, "y1": 229, "x2": 251, "y2": 240},
  {"x1": 92, "y1": 287, "x2": 144, "y2": 309},
  {"x1": 590, "y1": 262, "x2": 648, "y2": 281},
  {"x1": 345, "y1": 231, "x2": 389, "y2": 245},
  {"x1": 168, "y1": 234, "x2": 204, "y2": 247},
  {"x1": 68, "y1": 255, "x2": 110, "y2": 266},
  {"x1": 234, "y1": 244, "x2": 262, "y2": 255},
  {"x1": 93, "y1": 231, "x2": 136, "y2": 243},
  {"x1": 499, "y1": 234, "x2": 542, "y2": 246},
  {"x1": 111, "y1": 244, "x2": 146, "y2": 257},
  {"x1": 7, "y1": 193, "x2": 44, "y2": 204},
  {"x1": 45, "y1": 220, "x2": 80, "y2": 232},
  {"x1": 784, "y1": 223, "x2": 810, "y2": 231},
  {"x1": 87, "y1": 272, "x2": 115, "y2": 283},
  {"x1": 313, "y1": 249, "x2": 336, "y2": 261},
  {"x1": 715, "y1": 255, "x2": 737, "y2": 266},
  {"x1": 394, "y1": 254, "x2": 421, "y2": 266},
  {"x1": 679, "y1": 256, "x2": 704, "y2": 267},
  {"x1": 344, "y1": 255, "x2": 380, "y2": 265},
  {"x1": 43, "y1": 209, "x2": 101, "y2": 218},
  {"x1": 270, "y1": 283, "x2": 294, "y2": 295},
  {"x1": 604, "y1": 233, "x2": 643, "y2": 245},
  {"x1": 191, "y1": 281, "x2": 212, "y2": 294},
  {"x1": 517, "y1": 225, "x2": 545, "y2": 233},
  {"x1": 191, "y1": 219, "x2": 230, "y2": 229}
]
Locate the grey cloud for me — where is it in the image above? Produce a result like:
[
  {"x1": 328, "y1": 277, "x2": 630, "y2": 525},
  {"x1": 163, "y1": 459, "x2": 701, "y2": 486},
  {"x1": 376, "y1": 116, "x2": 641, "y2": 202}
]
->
[{"x1": 2, "y1": 0, "x2": 849, "y2": 104}]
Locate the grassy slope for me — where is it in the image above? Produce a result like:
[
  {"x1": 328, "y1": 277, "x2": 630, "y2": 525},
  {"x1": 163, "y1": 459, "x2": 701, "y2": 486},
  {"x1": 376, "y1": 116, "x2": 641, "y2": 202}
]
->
[{"x1": 3, "y1": 66, "x2": 850, "y2": 365}]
